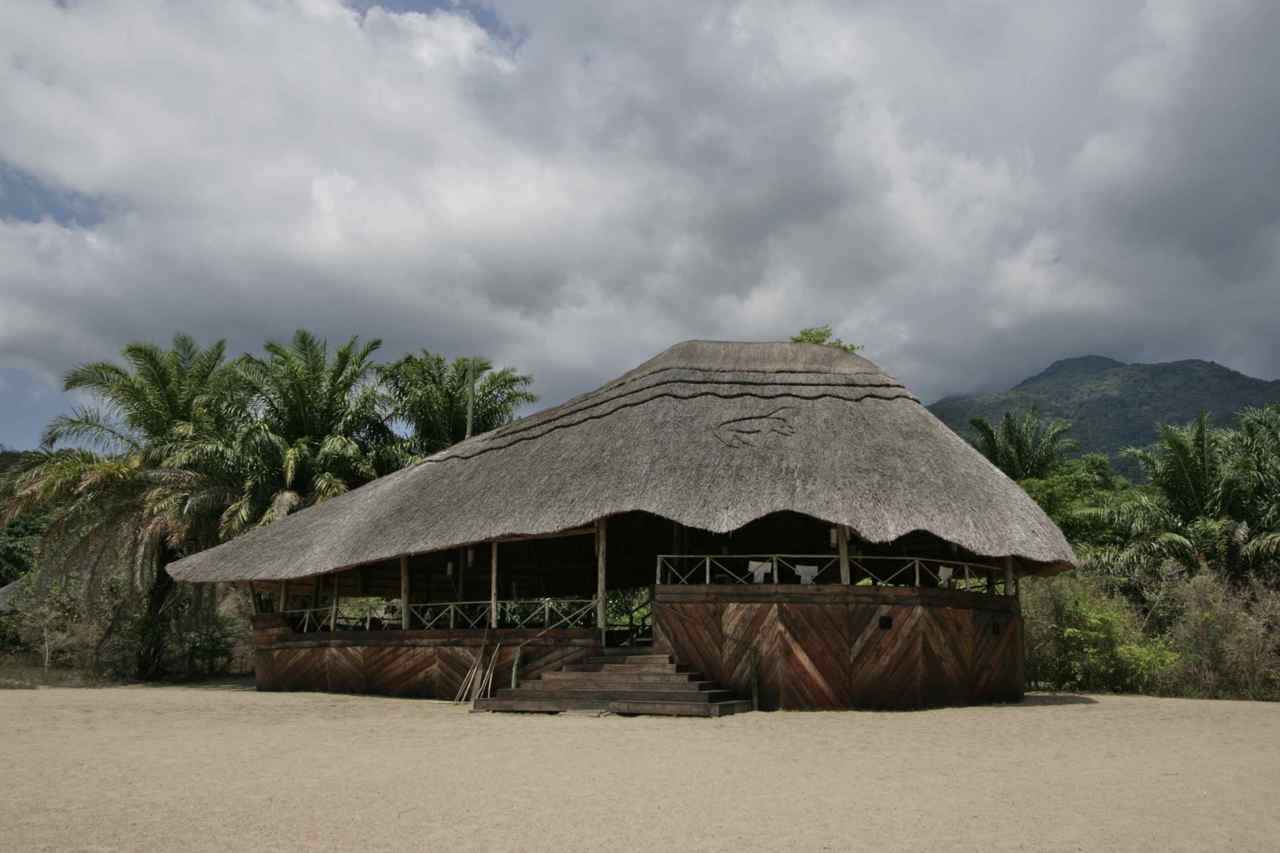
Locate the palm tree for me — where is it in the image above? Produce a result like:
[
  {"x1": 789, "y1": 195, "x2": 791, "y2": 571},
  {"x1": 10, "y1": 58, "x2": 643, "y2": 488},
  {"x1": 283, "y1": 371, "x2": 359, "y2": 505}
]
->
[
  {"x1": 1088, "y1": 409, "x2": 1280, "y2": 604},
  {"x1": 1125, "y1": 411, "x2": 1222, "y2": 525},
  {"x1": 1218, "y1": 405, "x2": 1280, "y2": 570},
  {"x1": 5, "y1": 335, "x2": 236, "y2": 677},
  {"x1": 186, "y1": 330, "x2": 403, "y2": 538},
  {"x1": 382, "y1": 351, "x2": 537, "y2": 456},
  {"x1": 969, "y1": 410, "x2": 1078, "y2": 480}
]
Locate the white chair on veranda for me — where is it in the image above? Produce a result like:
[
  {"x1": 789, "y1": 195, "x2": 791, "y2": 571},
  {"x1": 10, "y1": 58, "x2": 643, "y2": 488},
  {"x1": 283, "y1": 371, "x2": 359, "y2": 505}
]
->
[{"x1": 793, "y1": 564, "x2": 820, "y2": 585}]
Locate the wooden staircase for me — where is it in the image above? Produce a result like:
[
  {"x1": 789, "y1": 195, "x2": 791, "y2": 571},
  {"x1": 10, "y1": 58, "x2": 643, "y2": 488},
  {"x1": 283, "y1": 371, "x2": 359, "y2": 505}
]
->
[{"x1": 476, "y1": 648, "x2": 752, "y2": 717}]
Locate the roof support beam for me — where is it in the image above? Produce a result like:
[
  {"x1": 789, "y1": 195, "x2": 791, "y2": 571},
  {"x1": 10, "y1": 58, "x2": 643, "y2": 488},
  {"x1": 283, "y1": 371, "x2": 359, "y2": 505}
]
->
[
  {"x1": 837, "y1": 525, "x2": 851, "y2": 585},
  {"x1": 1003, "y1": 557, "x2": 1015, "y2": 597},
  {"x1": 400, "y1": 556, "x2": 410, "y2": 630},
  {"x1": 490, "y1": 541, "x2": 499, "y2": 629},
  {"x1": 329, "y1": 574, "x2": 338, "y2": 631},
  {"x1": 596, "y1": 517, "x2": 607, "y2": 645}
]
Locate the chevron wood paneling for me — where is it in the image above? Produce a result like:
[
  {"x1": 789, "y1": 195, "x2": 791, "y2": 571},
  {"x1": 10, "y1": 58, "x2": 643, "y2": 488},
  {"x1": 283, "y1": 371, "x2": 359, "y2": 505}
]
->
[
  {"x1": 655, "y1": 602, "x2": 724, "y2": 684},
  {"x1": 253, "y1": 593, "x2": 1023, "y2": 710},
  {"x1": 654, "y1": 585, "x2": 1024, "y2": 711},
  {"x1": 254, "y1": 629, "x2": 597, "y2": 699},
  {"x1": 721, "y1": 603, "x2": 785, "y2": 709},
  {"x1": 779, "y1": 603, "x2": 850, "y2": 710}
]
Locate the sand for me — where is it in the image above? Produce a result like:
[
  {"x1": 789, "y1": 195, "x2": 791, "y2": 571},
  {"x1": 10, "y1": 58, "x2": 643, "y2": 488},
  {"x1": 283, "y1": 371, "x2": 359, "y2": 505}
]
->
[{"x1": 2, "y1": 685, "x2": 1278, "y2": 853}]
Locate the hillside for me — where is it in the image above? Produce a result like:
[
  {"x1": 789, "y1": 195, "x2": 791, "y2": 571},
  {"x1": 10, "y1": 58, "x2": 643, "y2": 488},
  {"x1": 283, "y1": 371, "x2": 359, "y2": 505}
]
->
[
  {"x1": 928, "y1": 356, "x2": 1280, "y2": 467},
  {"x1": 0, "y1": 448, "x2": 26, "y2": 474}
]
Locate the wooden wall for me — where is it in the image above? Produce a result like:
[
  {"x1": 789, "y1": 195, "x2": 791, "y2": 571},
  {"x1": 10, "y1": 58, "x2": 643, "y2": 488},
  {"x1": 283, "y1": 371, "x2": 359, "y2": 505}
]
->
[
  {"x1": 653, "y1": 585, "x2": 1023, "y2": 710},
  {"x1": 251, "y1": 615, "x2": 597, "y2": 698}
]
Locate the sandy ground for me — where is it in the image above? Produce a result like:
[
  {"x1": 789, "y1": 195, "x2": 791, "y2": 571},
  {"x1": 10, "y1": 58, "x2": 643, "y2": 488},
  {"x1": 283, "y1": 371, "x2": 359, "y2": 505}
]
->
[{"x1": 2, "y1": 686, "x2": 1278, "y2": 853}]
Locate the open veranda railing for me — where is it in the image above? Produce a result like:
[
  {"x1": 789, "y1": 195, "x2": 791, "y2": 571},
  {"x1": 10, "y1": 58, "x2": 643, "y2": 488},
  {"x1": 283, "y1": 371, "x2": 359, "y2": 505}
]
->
[
  {"x1": 655, "y1": 553, "x2": 1011, "y2": 594},
  {"x1": 280, "y1": 587, "x2": 654, "y2": 637}
]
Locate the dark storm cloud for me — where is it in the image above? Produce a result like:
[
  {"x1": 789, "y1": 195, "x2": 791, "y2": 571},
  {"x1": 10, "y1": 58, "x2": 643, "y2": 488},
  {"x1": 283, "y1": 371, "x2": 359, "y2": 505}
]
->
[{"x1": 1, "y1": 0, "x2": 1278, "y2": 449}]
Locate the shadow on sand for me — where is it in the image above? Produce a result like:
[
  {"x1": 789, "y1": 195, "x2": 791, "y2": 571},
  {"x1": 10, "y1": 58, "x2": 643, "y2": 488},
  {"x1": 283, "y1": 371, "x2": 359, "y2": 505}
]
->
[
  {"x1": 1016, "y1": 692, "x2": 1098, "y2": 707},
  {"x1": 137, "y1": 676, "x2": 257, "y2": 692}
]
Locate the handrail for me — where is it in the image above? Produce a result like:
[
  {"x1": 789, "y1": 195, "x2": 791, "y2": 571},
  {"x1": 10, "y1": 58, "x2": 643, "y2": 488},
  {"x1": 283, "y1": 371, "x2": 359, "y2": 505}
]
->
[
  {"x1": 654, "y1": 554, "x2": 1008, "y2": 594},
  {"x1": 282, "y1": 596, "x2": 601, "y2": 634}
]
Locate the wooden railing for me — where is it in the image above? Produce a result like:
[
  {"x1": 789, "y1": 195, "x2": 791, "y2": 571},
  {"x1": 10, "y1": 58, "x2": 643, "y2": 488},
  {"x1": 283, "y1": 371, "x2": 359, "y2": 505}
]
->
[
  {"x1": 496, "y1": 598, "x2": 596, "y2": 630},
  {"x1": 409, "y1": 600, "x2": 492, "y2": 630},
  {"x1": 655, "y1": 554, "x2": 1010, "y2": 594},
  {"x1": 606, "y1": 586, "x2": 654, "y2": 647},
  {"x1": 282, "y1": 597, "x2": 600, "y2": 634}
]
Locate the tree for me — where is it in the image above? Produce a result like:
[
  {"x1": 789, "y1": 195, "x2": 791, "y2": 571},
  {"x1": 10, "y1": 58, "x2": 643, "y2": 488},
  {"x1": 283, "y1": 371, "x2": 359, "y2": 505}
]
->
[
  {"x1": 6, "y1": 334, "x2": 237, "y2": 677},
  {"x1": 791, "y1": 325, "x2": 860, "y2": 354},
  {"x1": 0, "y1": 512, "x2": 47, "y2": 586},
  {"x1": 1125, "y1": 411, "x2": 1222, "y2": 525},
  {"x1": 1218, "y1": 405, "x2": 1280, "y2": 567},
  {"x1": 382, "y1": 352, "x2": 537, "y2": 456},
  {"x1": 969, "y1": 410, "x2": 1078, "y2": 480},
  {"x1": 1019, "y1": 453, "x2": 1129, "y2": 546},
  {"x1": 185, "y1": 330, "x2": 403, "y2": 538},
  {"x1": 1081, "y1": 409, "x2": 1280, "y2": 618}
]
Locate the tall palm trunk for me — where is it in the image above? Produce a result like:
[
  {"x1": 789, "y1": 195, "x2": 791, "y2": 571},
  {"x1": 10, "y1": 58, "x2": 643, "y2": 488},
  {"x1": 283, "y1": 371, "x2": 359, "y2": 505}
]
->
[{"x1": 136, "y1": 556, "x2": 176, "y2": 680}]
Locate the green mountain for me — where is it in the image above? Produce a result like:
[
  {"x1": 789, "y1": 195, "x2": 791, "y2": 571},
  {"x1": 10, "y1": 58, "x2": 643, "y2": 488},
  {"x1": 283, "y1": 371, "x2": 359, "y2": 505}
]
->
[{"x1": 928, "y1": 356, "x2": 1280, "y2": 469}]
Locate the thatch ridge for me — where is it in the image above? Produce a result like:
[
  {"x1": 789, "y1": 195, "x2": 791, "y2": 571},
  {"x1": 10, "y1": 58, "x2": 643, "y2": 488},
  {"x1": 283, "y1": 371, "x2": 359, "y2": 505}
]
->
[
  {"x1": 167, "y1": 340, "x2": 1076, "y2": 583},
  {"x1": 426, "y1": 390, "x2": 916, "y2": 465}
]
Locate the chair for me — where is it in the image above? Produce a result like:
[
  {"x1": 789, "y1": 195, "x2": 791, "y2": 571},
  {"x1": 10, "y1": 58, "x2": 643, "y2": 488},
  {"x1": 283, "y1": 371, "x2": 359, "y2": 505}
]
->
[
  {"x1": 748, "y1": 560, "x2": 773, "y2": 584},
  {"x1": 793, "y1": 564, "x2": 820, "y2": 585}
]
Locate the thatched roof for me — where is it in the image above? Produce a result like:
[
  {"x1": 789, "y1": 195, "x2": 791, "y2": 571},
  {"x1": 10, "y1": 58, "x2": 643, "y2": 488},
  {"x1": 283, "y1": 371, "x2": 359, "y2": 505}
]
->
[{"x1": 168, "y1": 340, "x2": 1075, "y2": 583}]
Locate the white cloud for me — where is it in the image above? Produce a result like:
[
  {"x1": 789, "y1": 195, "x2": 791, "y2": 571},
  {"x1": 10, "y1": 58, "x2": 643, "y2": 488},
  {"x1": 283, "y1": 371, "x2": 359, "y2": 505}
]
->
[{"x1": 0, "y1": 0, "x2": 1277, "y2": 447}]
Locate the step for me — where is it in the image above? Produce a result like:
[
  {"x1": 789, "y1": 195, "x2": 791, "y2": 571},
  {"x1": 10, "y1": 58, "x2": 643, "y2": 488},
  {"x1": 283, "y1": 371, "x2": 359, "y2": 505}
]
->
[
  {"x1": 600, "y1": 644, "x2": 655, "y2": 655},
  {"x1": 584, "y1": 654, "x2": 672, "y2": 665},
  {"x1": 523, "y1": 677, "x2": 719, "y2": 692},
  {"x1": 500, "y1": 687, "x2": 735, "y2": 703},
  {"x1": 608, "y1": 699, "x2": 754, "y2": 717},
  {"x1": 475, "y1": 697, "x2": 753, "y2": 716},
  {"x1": 561, "y1": 662, "x2": 691, "y2": 674},
  {"x1": 541, "y1": 671, "x2": 705, "y2": 686},
  {"x1": 475, "y1": 696, "x2": 608, "y2": 713}
]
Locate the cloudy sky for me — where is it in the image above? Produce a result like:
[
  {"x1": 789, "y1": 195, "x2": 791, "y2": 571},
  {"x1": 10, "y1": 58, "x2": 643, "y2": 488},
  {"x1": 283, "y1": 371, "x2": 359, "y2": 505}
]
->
[{"x1": 2, "y1": 0, "x2": 1279, "y2": 448}]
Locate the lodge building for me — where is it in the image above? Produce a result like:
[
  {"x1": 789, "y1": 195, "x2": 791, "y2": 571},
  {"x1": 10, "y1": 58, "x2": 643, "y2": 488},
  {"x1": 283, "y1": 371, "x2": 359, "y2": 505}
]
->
[{"x1": 169, "y1": 340, "x2": 1075, "y2": 715}]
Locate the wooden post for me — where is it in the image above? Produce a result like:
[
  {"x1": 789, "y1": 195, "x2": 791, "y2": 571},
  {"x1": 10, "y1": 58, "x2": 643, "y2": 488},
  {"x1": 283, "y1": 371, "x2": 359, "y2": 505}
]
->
[
  {"x1": 489, "y1": 541, "x2": 499, "y2": 629},
  {"x1": 596, "y1": 517, "x2": 608, "y2": 643},
  {"x1": 1003, "y1": 557, "x2": 1015, "y2": 596},
  {"x1": 837, "y1": 525, "x2": 851, "y2": 585},
  {"x1": 400, "y1": 555, "x2": 410, "y2": 630},
  {"x1": 329, "y1": 574, "x2": 339, "y2": 630},
  {"x1": 277, "y1": 580, "x2": 288, "y2": 613},
  {"x1": 311, "y1": 576, "x2": 321, "y2": 610}
]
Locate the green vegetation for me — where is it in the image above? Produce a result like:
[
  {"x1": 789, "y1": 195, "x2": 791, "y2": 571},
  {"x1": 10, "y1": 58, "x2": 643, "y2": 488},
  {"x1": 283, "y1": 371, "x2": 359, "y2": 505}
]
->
[
  {"x1": 791, "y1": 325, "x2": 860, "y2": 354},
  {"x1": 0, "y1": 331, "x2": 534, "y2": 681},
  {"x1": 994, "y1": 408, "x2": 1280, "y2": 700},
  {"x1": 3, "y1": 329, "x2": 1278, "y2": 701},
  {"x1": 970, "y1": 410, "x2": 1077, "y2": 480},
  {"x1": 382, "y1": 351, "x2": 536, "y2": 455}
]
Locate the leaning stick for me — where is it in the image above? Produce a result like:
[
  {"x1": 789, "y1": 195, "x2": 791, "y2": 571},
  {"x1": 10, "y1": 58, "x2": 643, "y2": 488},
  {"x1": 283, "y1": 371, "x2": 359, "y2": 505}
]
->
[{"x1": 472, "y1": 642, "x2": 501, "y2": 707}]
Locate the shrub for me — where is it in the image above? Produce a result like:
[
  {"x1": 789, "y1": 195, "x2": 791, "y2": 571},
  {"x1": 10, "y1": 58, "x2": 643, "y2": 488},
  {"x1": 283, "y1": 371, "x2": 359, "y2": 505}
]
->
[
  {"x1": 1160, "y1": 574, "x2": 1280, "y2": 700},
  {"x1": 1023, "y1": 573, "x2": 1175, "y2": 694}
]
